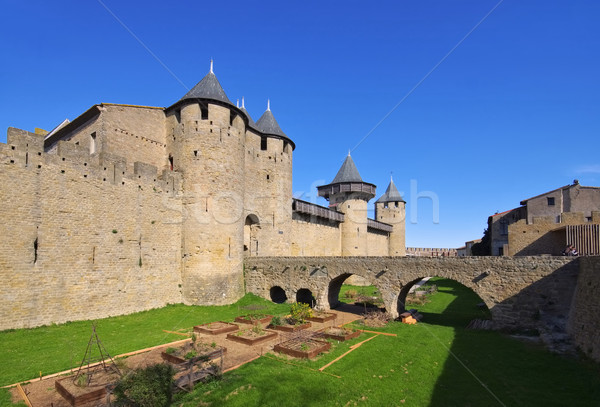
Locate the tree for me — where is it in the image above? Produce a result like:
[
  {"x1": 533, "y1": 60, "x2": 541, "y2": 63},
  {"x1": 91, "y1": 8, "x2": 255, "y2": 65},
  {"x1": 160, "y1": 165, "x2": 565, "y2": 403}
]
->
[{"x1": 471, "y1": 226, "x2": 491, "y2": 256}]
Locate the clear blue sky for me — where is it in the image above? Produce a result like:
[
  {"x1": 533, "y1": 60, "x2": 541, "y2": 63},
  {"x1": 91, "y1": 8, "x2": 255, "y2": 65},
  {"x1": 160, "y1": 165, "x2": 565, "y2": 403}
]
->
[{"x1": 1, "y1": 1, "x2": 599, "y2": 248}]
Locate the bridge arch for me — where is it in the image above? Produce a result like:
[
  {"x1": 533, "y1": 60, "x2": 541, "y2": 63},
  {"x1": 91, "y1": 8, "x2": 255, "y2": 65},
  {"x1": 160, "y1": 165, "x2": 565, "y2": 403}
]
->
[{"x1": 244, "y1": 256, "x2": 579, "y2": 329}]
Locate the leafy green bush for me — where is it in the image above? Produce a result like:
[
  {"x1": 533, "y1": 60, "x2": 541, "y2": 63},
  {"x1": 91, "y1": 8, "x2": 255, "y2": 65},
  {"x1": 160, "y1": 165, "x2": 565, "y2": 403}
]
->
[
  {"x1": 270, "y1": 316, "x2": 282, "y2": 326},
  {"x1": 184, "y1": 351, "x2": 197, "y2": 360},
  {"x1": 114, "y1": 363, "x2": 175, "y2": 407},
  {"x1": 290, "y1": 302, "x2": 312, "y2": 324}
]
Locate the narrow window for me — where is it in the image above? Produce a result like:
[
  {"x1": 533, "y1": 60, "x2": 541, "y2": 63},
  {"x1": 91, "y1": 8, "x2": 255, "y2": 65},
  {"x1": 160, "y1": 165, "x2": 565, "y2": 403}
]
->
[
  {"x1": 168, "y1": 155, "x2": 174, "y2": 171},
  {"x1": 230, "y1": 111, "x2": 236, "y2": 125},
  {"x1": 266, "y1": 174, "x2": 270, "y2": 180},
  {"x1": 33, "y1": 237, "x2": 38, "y2": 264},
  {"x1": 193, "y1": 150, "x2": 198, "y2": 157},
  {"x1": 90, "y1": 132, "x2": 97, "y2": 154},
  {"x1": 261, "y1": 137, "x2": 268, "y2": 151},
  {"x1": 25, "y1": 152, "x2": 28, "y2": 167},
  {"x1": 547, "y1": 197, "x2": 555, "y2": 206},
  {"x1": 201, "y1": 105, "x2": 209, "y2": 120}
]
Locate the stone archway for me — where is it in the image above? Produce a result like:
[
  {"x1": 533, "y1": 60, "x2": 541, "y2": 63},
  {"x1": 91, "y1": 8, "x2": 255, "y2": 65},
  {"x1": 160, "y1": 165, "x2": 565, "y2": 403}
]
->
[
  {"x1": 243, "y1": 214, "x2": 260, "y2": 257},
  {"x1": 296, "y1": 288, "x2": 316, "y2": 307},
  {"x1": 270, "y1": 286, "x2": 287, "y2": 304},
  {"x1": 396, "y1": 277, "x2": 424, "y2": 315},
  {"x1": 244, "y1": 256, "x2": 579, "y2": 329}
]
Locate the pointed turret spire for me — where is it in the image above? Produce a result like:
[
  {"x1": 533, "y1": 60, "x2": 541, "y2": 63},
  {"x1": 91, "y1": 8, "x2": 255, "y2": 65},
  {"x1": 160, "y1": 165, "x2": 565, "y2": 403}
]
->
[
  {"x1": 256, "y1": 101, "x2": 286, "y2": 138},
  {"x1": 177, "y1": 59, "x2": 233, "y2": 106},
  {"x1": 317, "y1": 153, "x2": 376, "y2": 200},
  {"x1": 331, "y1": 154, "x2": 363, "y2": 183},
  {"x1": 236, "y1": 98, "x2": 240, "y2": 108},
  {"x1": 241, "y1": 97, "x2": 246, "y2": 108},
  {"x1": 376, "y1": 177, "x2": 405, "y2": 203}
]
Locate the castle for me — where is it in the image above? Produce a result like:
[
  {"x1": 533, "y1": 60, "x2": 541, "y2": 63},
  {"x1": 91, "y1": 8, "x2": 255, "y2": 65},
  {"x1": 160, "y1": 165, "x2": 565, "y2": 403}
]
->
[{"x1": 0, "y1": 63, "x2": 405, "y2": 330}]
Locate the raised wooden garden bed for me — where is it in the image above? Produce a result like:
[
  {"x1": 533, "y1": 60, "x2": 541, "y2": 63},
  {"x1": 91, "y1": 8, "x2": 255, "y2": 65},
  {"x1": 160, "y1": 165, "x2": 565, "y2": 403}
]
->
[
  {"x1": 319, "y1": 327, "x2": 360, "y2": 341},
  {"x1": 55, "y1": 369, "x2": 120, "y2": 407},
  {"x1": 226, "y1": 328, "x2": 278, "y2": 346},
  {"x1": 194, "y1": 321, "x2": 239, "y2": 335},
  {"x1": 274, "y1": 338, "x2": 331, "y2": 359},
  {"x1": 268, "y1": 322, "x2": 312, "y2": 332},
  {"x1": 161, "y1": 341, "x2": 226, "y2": 365},
  {"x1": 234, "y1": 314, "x2": 273, "y2": 325},
  {"x1": 306, "y1": 312, "x2": 337, "y2": 323}
]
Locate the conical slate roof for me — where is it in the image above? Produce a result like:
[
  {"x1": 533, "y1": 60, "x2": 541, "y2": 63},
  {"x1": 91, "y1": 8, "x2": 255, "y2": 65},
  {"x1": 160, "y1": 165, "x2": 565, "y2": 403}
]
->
[
  {"x1": 179, "y1": 63, "x2": 233, "y2": 106},
  {"x1": 331, "y1": 153, "x2": 363, "y2": 183},
  {"x1": 256, "y1": 101, "x2": 286, "y2": 138},
  {"x1": 376, "y1": 177, "x2": 405, "y2": 203},
  {"x1": 239, "y1": 98, "x2": 260, "y2": 133}
]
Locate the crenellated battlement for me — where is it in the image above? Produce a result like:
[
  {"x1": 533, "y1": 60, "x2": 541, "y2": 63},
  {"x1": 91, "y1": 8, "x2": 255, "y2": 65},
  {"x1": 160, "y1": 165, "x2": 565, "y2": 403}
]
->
[{"x1": 1, "y1": 127, "x2": 181, "y2": 196}]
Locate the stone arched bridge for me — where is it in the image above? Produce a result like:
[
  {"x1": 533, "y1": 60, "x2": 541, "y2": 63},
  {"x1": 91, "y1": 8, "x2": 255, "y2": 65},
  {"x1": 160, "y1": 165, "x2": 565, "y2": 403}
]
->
[{"x1": 244, "y1": 256, "x2": 580, "y2": 330}]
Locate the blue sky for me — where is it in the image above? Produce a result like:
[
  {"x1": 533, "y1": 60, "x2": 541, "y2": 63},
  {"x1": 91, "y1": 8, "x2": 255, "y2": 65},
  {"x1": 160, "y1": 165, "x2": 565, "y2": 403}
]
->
[{"x1": 1, "y1": 1, "x2": 599, "y2": 248}]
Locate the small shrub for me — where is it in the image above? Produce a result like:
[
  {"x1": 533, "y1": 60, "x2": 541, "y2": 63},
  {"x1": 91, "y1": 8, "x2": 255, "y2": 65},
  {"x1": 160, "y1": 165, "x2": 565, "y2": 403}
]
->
[
  {"x1": 270, "y1": 316, "x2": 282, "y2": 326},
  {"x1": 112, "y1": 229, "x2": 118, "y2": 234},
  {"x1": 211, "y1": 341, "x2": 217, "y2": 348},
  {"x1": 345, "y1": 289, "x2": 358, "y2": 299},
  {"x1": 300, "y1": 342, "x2": 309, "y2": 351},
  {"x1": 252, "y1": 324, "x2": 264, "y2": 335},
  {"x1": 164, "y1": 347, "x2": 176, "y2": 355},
  {"x1": 75, "y1": 373, "x2": 88, "y2": 388},
  {"x1": 191, "y1": 333, "x2": 197, "y2": 343},
  {"x1": 114, "y1": 357, "x2": 129, "y2": 373},
  {"x1": 184, "y1": 351, "x2": 197, "y2": 360},
  {"x1": 290, "y1": 302, "x2": 312, "y2": 324},
  {"x1": 114, "y1": 363, "x2": 175, "y2": 407}
]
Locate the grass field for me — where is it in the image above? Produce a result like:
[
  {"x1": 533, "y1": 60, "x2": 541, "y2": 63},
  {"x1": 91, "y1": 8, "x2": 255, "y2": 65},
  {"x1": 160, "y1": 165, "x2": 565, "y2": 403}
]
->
[
  {"x1": 173, "y1": 279, "x2": 600, "y2": 406},
  {"x1": 2, "y1": 279, "x2": 600, "y2": 406},
  {"x1": 0, "y1": 294, "x2": 289, "y2": 387}
]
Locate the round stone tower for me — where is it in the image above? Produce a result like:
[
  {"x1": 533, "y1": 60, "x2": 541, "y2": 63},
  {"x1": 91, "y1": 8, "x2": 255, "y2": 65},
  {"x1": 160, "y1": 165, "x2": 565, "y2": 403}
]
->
[
  {"x1": 248, "y1": 100, "x2": 294, "y2": 256},
  {"x1": 165, "y1": 62, "x2": 247, "y2": 305},
  {"x1": 375, "y1": 177, "x2": 406, "y2": 256},
  {"x1": 317, "y1": 153, "x2": 376, "y2": 256}
]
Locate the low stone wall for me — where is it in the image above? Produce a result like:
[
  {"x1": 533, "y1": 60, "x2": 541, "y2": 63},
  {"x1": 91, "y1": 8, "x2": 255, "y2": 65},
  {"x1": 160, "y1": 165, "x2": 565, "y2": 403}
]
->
[{"x1": 567, "y1": 256, "x2": 600, "y2": 362}]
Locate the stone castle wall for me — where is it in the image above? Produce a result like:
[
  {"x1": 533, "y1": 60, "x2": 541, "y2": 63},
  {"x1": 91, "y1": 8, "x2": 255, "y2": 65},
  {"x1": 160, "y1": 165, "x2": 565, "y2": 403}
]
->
[
  {"x1": 0, "y1": 128, "x2": 183, "y2": 330},
  {"x1": 567, "y1": 256, "x2": 600, "y2": 362},
  {"x1": 290, "y1": 215, "x2": 341, "y2": 256},
  {"x1": 508, "y1": 212, "x2": 600, "y2": 256},
  {"x1": 367, "y1": 231, "x2": 389, "y2": 256}
]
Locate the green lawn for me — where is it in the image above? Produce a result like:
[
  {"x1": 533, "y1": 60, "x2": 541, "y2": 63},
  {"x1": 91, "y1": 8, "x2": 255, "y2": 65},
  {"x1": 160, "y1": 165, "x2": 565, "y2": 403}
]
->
[
  {"x1": 338, "y1": 283, "x2": 381, "y2": 304},
  {"x1": 0, "y1": 294, "x2": 289, "y2": 387},
  {"x1": 173, "y1": 279, "x2": 600, "y2": 407},
  {"x1": 2, "y1": 280, "x2": 600, "y2": 406}
]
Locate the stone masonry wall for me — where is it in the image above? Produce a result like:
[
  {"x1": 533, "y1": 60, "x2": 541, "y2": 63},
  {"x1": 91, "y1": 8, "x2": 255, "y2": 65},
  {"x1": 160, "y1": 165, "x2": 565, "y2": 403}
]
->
[
  {"x1": 244, "y1": 256, "x2": 579, "y2": 331},
  {"x1": 567, "y1": 256, "x2": 600, "y2": 362},
  {"x1": 0, "y1": 128, "x2": 183, "y2": 330},
  {"x1": 290, "y1": 218, "x2": 341, "y2": 256},
  {"x1": 508, "y1": 214, "x2": 600, "y2": 256},
  {"x1": 367, "y1": 231, "x2": 389, "y2": 256}
]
